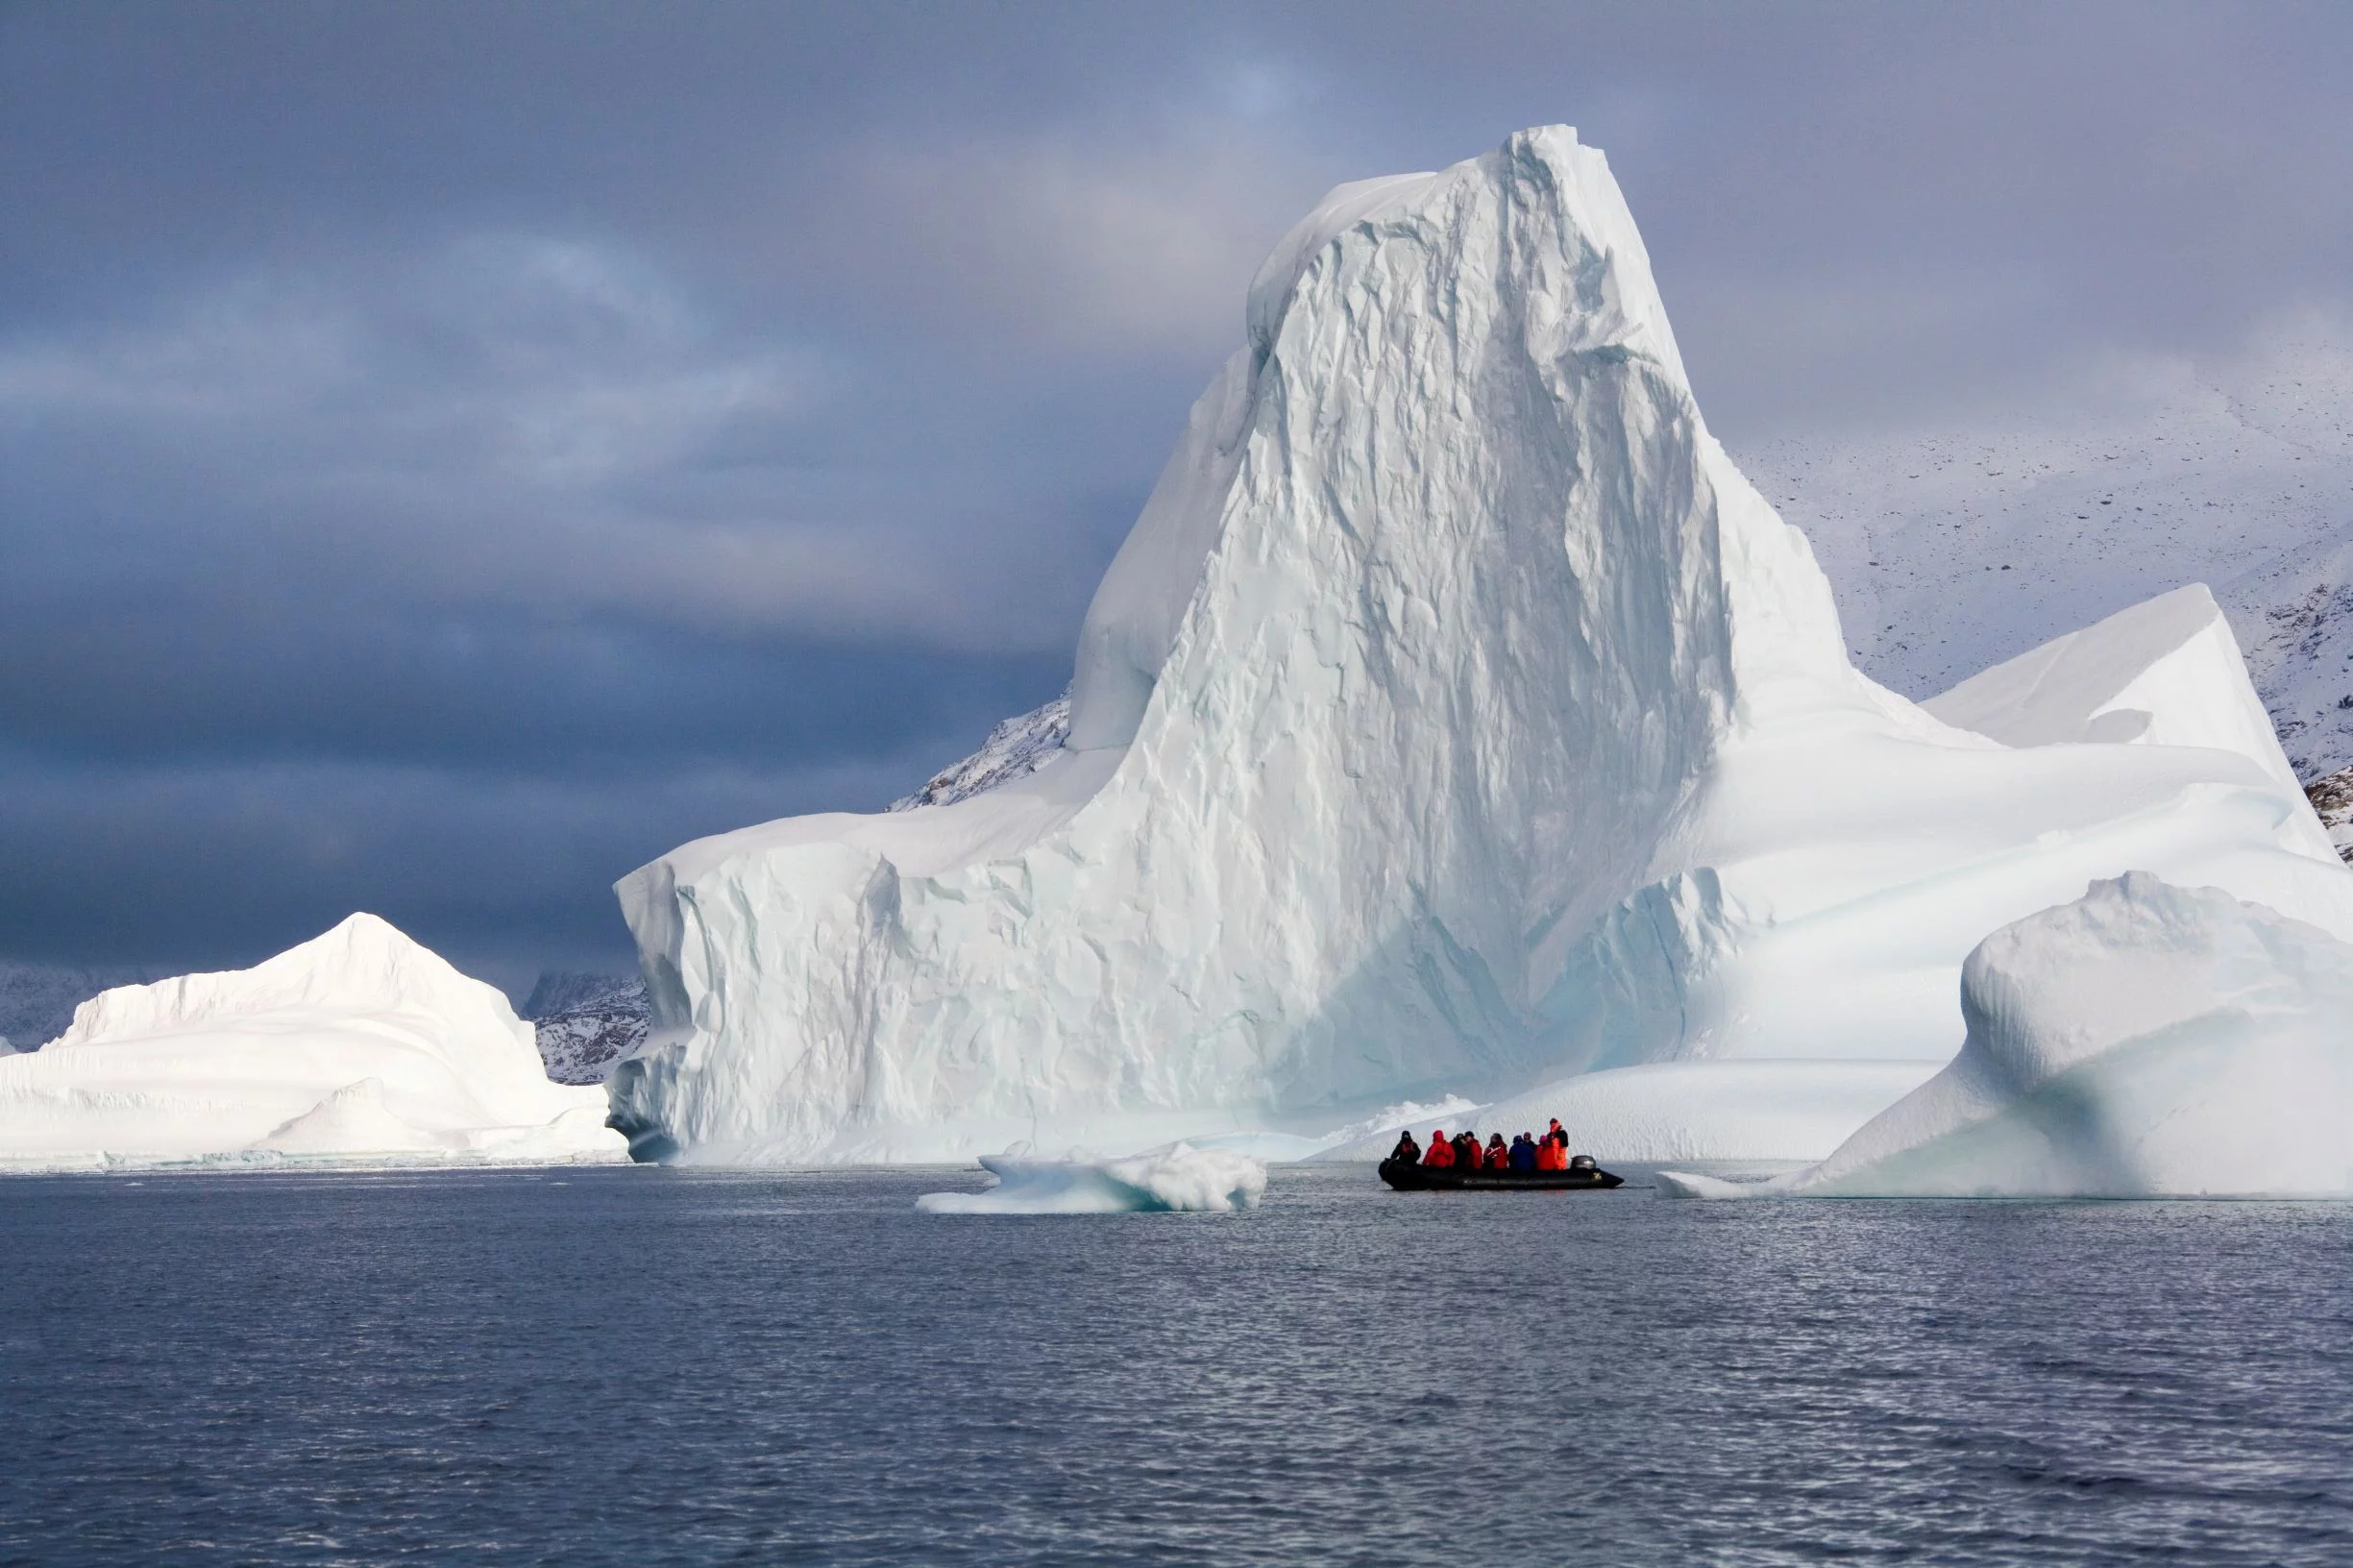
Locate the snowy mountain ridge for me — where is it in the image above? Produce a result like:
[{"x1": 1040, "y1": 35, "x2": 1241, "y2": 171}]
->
[
  {"x1": 888, "y1": 694, "x2": 1071, "y2": 811},
  {"x1": 1732, "y1": 322, "x2": 2353, "y2": 778}
]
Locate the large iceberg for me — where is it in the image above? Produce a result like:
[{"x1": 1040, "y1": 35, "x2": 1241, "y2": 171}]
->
[
  {"x1": 1663, "y1": 873, "x2": 2353, "y2": 1198},
  {"x1": 0, "y1": 914, "x2": 626, "y2": 1170},
  {"x1": 611, "y1": 127, "x2": 2353, "y2": 1165}
]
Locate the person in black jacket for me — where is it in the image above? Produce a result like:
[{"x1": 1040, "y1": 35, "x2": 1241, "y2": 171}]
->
[{"x1": 1389, "y1": 1130, "x2": 1421, "y2": 1164}]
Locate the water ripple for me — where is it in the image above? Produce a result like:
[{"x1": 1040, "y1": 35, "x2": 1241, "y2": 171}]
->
[{"x1": 1, "y1": 1166, "x2": 2348, "y2": 1565}]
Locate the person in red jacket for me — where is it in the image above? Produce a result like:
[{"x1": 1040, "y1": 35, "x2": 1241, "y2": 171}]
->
[
  {"x1": 1484, "y1": 1134, "x2": 1509, "y2": 1169},
  {"x1": 1422, "y1": 1129, "x2": 1455, "y2": 1166},
  {"x1": 1453, "y1": 1130, "x2": 1481, "y2": 1170},
  {"x1": 1534, "y1": 1129, "x2": 1566, "y2": 1170}
]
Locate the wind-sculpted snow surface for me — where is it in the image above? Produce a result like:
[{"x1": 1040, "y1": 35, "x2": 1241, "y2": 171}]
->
[
  {"x1": 1662, "y1": 874, "x2": 2353, "y2": 1198},
  {"x1": 916, "y1": 1144, "x2": 1267, "y2": 1214},
  {"x1": 1924, "y1": 586, "x2": 2307, "y2": 792},
  {"x1": 0, "y1": 915, "x2": 626, "y2": 1171},
  {"x1": 613, "y1": 127, "x2": 2353, "y2": 1166}
]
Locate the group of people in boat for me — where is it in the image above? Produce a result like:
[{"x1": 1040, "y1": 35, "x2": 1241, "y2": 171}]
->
[{"x1": 1388, "y1": 1118, "x2": 1580, "y2": 1172}]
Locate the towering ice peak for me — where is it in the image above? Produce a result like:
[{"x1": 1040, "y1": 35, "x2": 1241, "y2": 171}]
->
[
  {"x1": 1247, "y1": 173, "x2": 1436, "y2": 361},
  {"x1": 613, "y1": 128, "x2": 2353, "y2": 1166},
  {"x1": 1068, "y1": 126, "x2": 1745, "y2": 757}
]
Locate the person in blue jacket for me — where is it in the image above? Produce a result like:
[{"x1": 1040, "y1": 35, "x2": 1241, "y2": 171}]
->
[{"x1": 1507, "y1": 1132, "x2": 1538, "y2": 1171}]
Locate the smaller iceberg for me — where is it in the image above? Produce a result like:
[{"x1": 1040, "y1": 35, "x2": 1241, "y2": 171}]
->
[
  {"x1": 916, "y1": 1143, "x2": 1267, "y2": 1214},
  {"x1": 0, "y1": 914, "x2": 628, "y2": 1171},
  {"x1": 1662, "y1": 872, "x2": 2353, "y2": 1199}
]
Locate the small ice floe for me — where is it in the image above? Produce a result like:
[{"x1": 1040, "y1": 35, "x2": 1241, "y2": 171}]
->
[
  {"x1": 1652, "y1": 1169, "x2": 1775, "y2": 1199},
  {"x1": 917, "y1": 1142, "x2": 1267, "y2": 1214}
]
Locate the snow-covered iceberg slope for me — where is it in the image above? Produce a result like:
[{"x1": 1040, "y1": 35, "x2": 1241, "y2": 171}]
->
[
  {"x1": 0, "y1": 915, "x2": 626, "y2": 1171},
  {"x1": 1663, "y1": 873, "x2": 2353, "y2": 1198},
  {"x1": 1923, "y1": 584, "x2": 2306, "y2": 793},
  {"x1": 611, "y1": 126, "x2": 2353, "y2": 1166}
]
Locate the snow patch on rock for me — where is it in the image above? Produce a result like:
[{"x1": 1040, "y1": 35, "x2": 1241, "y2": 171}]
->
[
  {"x1": 889, "y1": 695, "x2": 1072, "y2": 810},
  {"x1": 2305, "y1": 765, "x2": 2353, "y2": 864},
  {"x1": 525, "y1": 972, "x2": 650, "y2": 1086}
]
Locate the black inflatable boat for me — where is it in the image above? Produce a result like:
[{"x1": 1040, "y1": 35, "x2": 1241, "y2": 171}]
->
[{"x1": 1378, "y1": 1157, "x2": 1624, "y2": 1191}]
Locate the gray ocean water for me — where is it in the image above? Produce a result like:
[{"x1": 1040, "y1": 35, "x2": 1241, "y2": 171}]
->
[{"x1": 2, "y1": 1164, "x2": 2348, "y2": 1566}]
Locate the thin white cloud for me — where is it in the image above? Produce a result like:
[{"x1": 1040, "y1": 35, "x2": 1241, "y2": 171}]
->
[{"x1": 838, "y1": 127, "x2": 1329, "y2": 355}]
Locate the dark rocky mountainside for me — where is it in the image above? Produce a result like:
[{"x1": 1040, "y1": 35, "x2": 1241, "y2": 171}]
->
[
  {"x1": 889, "y1": 694, "x2": 1070, "y2": 811},
  {"x1": 2304, "y1": 765, "x2": 2353, "y2": 863},
  {"x1": 524, "y1": 971, "x2": 650, "y2": 1086}
]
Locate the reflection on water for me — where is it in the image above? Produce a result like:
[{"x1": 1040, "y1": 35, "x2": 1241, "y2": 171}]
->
[{"x1": 3, "y1": 1164, "x2": 2348, "y2": 1565}]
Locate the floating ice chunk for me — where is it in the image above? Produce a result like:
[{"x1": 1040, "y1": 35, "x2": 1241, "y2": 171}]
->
[
  {"x1": 1651, "y1": 1168, "x2": 1768, "y2": 1199},
  {"x1": 916, "y1": 1143, "x2": 1267, "y2": 1215},
  {"x1": 1664, "y1": 873, "x2": 2353, "y2": 1198}
]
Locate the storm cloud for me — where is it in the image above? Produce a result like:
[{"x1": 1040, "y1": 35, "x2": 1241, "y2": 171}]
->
[{"x1": 5, "y1": 2, "x2": 2350, "y2": 990}]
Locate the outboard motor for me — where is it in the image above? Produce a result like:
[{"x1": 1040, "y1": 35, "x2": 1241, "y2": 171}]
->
[{"x1": 1568, "y1": 1154, "x2": 1598, "y2": 1172}]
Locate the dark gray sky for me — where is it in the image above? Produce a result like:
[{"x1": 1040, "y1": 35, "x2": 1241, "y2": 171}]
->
[{"x1": 5, "y1": 2, "x2": 2350, "y2": 991}]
